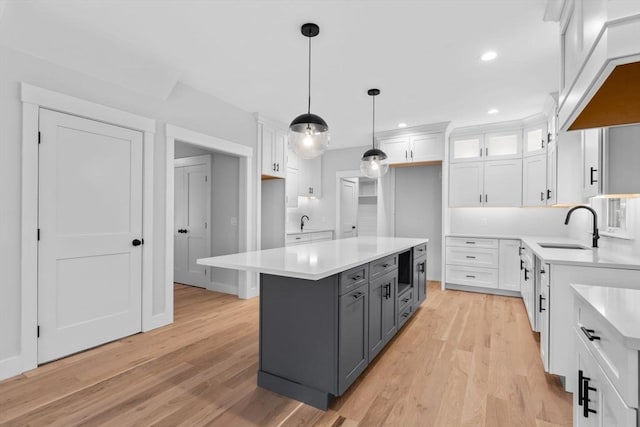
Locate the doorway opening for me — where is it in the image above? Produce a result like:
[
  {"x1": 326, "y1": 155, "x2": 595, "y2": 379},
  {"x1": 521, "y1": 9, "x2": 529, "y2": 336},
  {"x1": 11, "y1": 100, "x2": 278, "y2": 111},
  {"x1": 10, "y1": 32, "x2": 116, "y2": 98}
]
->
[
  {"x1": 336, "y1": 171, "x2": 381, "y2": 239},
  {"x1": 173, "y1": 140, "x2": 240, "y2": 295}
]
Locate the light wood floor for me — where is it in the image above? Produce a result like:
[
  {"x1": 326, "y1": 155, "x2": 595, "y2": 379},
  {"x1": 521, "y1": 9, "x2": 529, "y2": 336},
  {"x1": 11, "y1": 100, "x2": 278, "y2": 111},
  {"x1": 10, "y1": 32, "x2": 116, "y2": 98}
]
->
[{"x1": 0, "y1": 282, "x2": 572, "y2": 426}]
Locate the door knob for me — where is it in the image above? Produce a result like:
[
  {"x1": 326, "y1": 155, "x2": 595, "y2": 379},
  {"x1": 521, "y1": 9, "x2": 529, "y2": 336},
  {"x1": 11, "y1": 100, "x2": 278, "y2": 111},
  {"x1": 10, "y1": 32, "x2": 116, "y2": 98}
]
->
[
  {"x1": 132, "y1": 239, "x2": 143, "y2": 246},
  {"x1": 352, "y1": 226, "x2": 356, "y2": 229}
]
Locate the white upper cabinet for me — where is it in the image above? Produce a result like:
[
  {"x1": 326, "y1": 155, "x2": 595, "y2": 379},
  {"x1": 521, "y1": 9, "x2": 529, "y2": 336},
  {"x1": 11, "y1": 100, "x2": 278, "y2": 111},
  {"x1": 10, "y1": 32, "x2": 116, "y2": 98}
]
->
[
  {"x1": 377, "y1": 123, "x2": 448, "y2": 166},
  {"x1": 410, "y1": 133, "x2": 444, "y2": 162},
  {"x1": 484, "y1": 159, "x2": 522, "y2": 207},
  {"x1": 546, "y1": 143, "x2": 558, "y2": 205},
  {"x1": 379, "y1": 136, "x2": 410, "y2": 164},
  {"x1": 450, "y1": 135, "x2": 483, "y2": 162},
  {"x1": 285, "y1": 167, "x2": 299, "y2": 208},
  {"x1": 287, "y1": 145, "x2": 299, "y2": 170},
  {"x1": 582, "y1": 128, "x2": 602, "y2": 198},
  {"x1": 524, "y1": 124, "x2": 547, "y2": 157},
  {"x1": 523, "y1": 154, "x2": 548, "y2": 207},
  {"x1": 298, "y1": 157, "x2": 322, "y2": 198},
  {"x1": 449, "y1": 162, "x2": 484, "y2": 207},
  {"x1": 260, "y1": 121, "x2": 286, "y2": 179},
  {"x1": 484, "y1": 130, "x2": 522, "y2": 160}
]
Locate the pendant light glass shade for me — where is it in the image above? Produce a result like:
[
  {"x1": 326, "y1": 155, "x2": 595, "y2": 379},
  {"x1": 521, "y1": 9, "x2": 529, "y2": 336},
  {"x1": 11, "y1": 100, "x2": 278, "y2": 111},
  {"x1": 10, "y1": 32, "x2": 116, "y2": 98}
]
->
[
  {"x1": 360, "y1": 89, "x2": 389, "y2": 179},
  {"x1": 289, "y1": 23, "x2": 329, "y2": 160}
]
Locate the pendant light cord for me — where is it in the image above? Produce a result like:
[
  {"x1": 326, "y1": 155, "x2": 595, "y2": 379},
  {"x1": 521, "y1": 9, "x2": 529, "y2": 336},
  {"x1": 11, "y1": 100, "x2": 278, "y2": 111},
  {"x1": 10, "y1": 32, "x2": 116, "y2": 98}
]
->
[
  {"x1": 372, "y1": 94, "x2": 376, "y2": 149},
  {"x1": 307, "y1": 35, "x2": 312, "y2": 115}
]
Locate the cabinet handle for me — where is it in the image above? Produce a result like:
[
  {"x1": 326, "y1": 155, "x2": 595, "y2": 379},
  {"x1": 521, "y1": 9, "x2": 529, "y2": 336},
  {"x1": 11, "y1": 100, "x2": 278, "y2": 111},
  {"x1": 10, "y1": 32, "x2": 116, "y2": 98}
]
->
[
  {"x1": 465, "y1": 255, "x2": 476, "y2": 259},
  {"x1": 352, "y1": 292, "x2": 364, "y2": 300},
  {"x1": 541, "y1": 139, "x2": 545, "y2": 149},
  {"x1": 418, "y1": 248, "x2": 425, "y2": 252},
  {"x1": 485, "y1": 194, "x2": 488, "y2": 203},
  {"x1": 410, "y1": 150, "x2": 413, "y2": 159},
  {"x1": 479, "y1": 194, "x2": 482, "y2": 203},
  {"x1": 578, "y1": 370, "x2": 588, "y2": 406},
  {"x1": 547, "y1": 189, "x2": 552, "y2": 200},
  {"x1": 402, "y1": 312, "x2": 410, "y2": 318},
  {"x1": 382, "y1": 263, "x2": 390, "y2": 268},
  {"x1": 582, "y1": 377, "x2": 597, "y2": 418},
  {"x1": 402, "y1": 297, "x2": 410, "y2": 303},
  {"x1": 580, "y1": 326, "x2": 601, "y2": 341},
  {"x1": 539, "y1": 295, "x2": 546, "y2": 312},
  {"x1": 518, "y1": 246, "x2": 523, "y2": 256},
  {"x1": 485, "y1": 147, "x2": 488, "y2": 156},
  {"x1": 465, "y1": 241, "x2": 476, "y2": 245},
  {"x1": 418, "y1": 262, "x2": 425, "y2": 273},
  {"x1": 405, "y1": 150, "x2": 408, "y2": 160},
  {"x1": 524, "y1": 268, "x2": 529, "y2": 281},
  {"x1": 465, "y1": 275, "x2": 476, "y2": 278},
  {"x1": 352, "y1": 275, "x2": 361, "y2": 281},
  {"x1": 590, "y1": 167, "x2": 598, "y2": 185},
  {"x1": 295, "y1": 237, "x2": 302, "y2": 240},
  {"x1": 520, "y1": 259, "x2": 524, "y2": 270},
  {"x1": 540, "y1": 192, "x2": 544, "y2": 202}
]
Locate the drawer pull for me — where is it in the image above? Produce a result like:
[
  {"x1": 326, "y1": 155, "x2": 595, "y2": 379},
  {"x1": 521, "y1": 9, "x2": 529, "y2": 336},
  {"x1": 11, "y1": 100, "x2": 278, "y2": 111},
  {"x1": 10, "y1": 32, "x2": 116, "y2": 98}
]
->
[
  {"x1": 580, "y1": 327, "x2": 601, "y2": 341},
  {"x1": 351, "y1": 275, "x2": 362, "y2": 281},
  {"x1": 465, "y1": 241, "x2": 476, "y2": 244},
  {"x1": 352, "y1": 292, "x2": 364, "y2": 300},
  {"x1": 402, "y1": 297, "x2": 409, "y2": 303},
  {"x1": 402, "y1": 312, "x2": 410, "y2": 318},
  {"x1": 382, "y1": 263, "x2": 390, "y2": 268},
  {"x1": 418, "y1": 248, "x2": 425, "y2": 252},
  {"x1": 465, "y1": 255, "x2": 476, "y2": 259},
  {"x1": 539, "y1": 295, "x2": 546, "y2": 312},
  {"x1": 520, "y1": 259, "x2": 524, "y2": 270},
  {"x1": 295, "y1": 237, "x2": 302, "y2": 240},
  {"x1": 524, "y1": 268, "x2": 529, "y2": 281},
  {"x1": 465, "y1": 275, "x2": 476, "y2": 278}
]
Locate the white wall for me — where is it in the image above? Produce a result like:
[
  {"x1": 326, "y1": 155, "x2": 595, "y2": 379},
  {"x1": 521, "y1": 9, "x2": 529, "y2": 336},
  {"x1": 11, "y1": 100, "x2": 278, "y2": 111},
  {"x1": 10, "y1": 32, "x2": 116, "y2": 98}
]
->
[
  {"x1": 449, "y1": 207, "x2": 571, "y2": 237},
  {"x1": 394, "y1": 165, "x2": 443, "y2": 280},
  {"x1": 0, "y1": 45, "x2": 256, "y2": 371},
  {"x1": 261, "y1": 179, "x2": 285, "y2": 249}
]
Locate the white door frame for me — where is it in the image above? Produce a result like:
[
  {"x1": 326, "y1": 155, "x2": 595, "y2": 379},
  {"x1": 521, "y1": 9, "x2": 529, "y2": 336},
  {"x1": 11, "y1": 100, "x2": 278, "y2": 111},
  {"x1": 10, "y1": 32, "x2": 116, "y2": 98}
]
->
[
  {"x1": 19, "y1": 83, "x2": 156, "y2": 376},
  {"x1": 165, "y1": 124, "x2": 255, "y2": 300}
]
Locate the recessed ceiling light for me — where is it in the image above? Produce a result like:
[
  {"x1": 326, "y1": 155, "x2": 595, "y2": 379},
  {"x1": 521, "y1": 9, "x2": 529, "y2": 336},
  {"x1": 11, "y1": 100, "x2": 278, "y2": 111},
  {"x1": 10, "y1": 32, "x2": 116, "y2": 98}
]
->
[
  {"x1": 397, "y1": 123, "x2": 407, "y2": 128},
  {"x1": 481, "y1": 51, "x2": 497, "y2": 61},
  {"x1": 488, "y1": 108, "x2": 499, "y2": 114}
]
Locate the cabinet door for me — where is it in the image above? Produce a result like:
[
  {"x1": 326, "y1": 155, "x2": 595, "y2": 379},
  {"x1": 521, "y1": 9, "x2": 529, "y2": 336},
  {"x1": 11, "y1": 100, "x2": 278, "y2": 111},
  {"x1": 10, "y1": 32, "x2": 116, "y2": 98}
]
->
[
  {"x1": 338, "y1": 283, "x2": 369, "y2": 395},
  {"x1": 484, "y1": 159, "x2": 522, "y2": 207},
  {"x1": 450, "y1": 135, "x2": 483, "y2": 162},
  {"x1": 285, "y1": 167, "x2": 299, "y2": 208},
  {"x1": 410, "y1": 133, "x2": 443, "y2": 162},
  {"x1": 379, "y1": 136, "x2": 410, "y2": 164},
  {"x1": 522, "y1": 154, "x2": 547, "y2": 207},
  {"x1": 582, "y1": 128, "x2": 601, "y2": 198},
  {"x1": 498, "y1": 240, "x2": 521, "y2": 292},
  {"x1": 368, "y1": 272, "x2": 397, "y2": 361},
  {"x1": 485, "y1": 131, "x2": 522, "y2": 160},
  {"x1": 524, "y1": 124, "x2": 547, "y2": 157},
  {"x1": 539, "y1": 265, "x2": 550, "y2": 371},
  {"x1": 273, "y1": 130, "x2": 287, "y2": 178},
  {"x1": 287, "y1": 146, "x2": 298, "y2": 169},
  {"x1": 414, "y1": 256, "x2": 427, "y2": 306},
  {"x1": 260, "y1": 124, "x2": 276, "y2": 176},
  {"x1": 449, "y1": 162, "x2": 484, "y2": 207},
  {"x1": 546, "y1": 143, "x2": 557, "y2": 205}
]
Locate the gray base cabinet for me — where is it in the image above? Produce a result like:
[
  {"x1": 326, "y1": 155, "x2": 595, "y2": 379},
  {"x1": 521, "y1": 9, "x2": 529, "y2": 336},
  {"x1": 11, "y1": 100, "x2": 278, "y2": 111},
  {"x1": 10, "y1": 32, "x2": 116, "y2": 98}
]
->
[
  {"x1": 258, "y1": 244, "x2": 427, "y2": 410},
  {"x1": 368, "y1": 270, "x2": 398, "y2": 362}
]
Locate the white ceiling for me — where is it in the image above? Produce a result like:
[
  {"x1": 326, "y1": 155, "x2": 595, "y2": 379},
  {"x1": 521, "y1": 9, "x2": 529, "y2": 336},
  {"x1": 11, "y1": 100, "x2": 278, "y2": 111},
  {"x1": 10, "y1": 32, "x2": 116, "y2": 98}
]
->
[{"x1": 0, "y1": 0, "x2": 560, "y2": 149}]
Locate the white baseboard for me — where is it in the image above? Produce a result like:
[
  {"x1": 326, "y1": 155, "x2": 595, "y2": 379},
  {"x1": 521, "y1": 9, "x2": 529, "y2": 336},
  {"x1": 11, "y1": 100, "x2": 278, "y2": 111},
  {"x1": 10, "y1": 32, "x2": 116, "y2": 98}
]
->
[
  {"x1": 0, "y1": 355, "x2": 23, "y2": 382},
  {"x1": 207, "y1": 282, "x2": 238, "y2": 296}
]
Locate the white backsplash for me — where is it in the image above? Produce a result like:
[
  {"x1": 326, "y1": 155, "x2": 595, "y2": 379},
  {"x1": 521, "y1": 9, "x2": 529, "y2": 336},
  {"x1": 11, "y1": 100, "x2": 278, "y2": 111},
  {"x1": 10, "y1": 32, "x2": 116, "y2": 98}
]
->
[
  {"x1": 449, "y1": 207, "x2": 572, "y2": 237},
  {"x1": 286, "y1": 197, "x2": 325, "y2": 232}
]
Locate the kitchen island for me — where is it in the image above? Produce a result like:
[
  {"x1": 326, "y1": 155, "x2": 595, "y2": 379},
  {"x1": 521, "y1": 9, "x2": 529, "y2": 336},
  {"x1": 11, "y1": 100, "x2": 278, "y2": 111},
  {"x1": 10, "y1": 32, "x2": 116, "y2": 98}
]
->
[{"x1": 197, "y1": 236, "x2": 428, "y2": 409}]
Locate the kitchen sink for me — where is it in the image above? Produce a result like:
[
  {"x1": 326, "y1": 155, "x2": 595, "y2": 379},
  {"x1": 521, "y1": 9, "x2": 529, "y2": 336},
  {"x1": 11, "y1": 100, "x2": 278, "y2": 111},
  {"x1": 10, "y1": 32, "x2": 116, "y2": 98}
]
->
[{"x1": 537, "y1": 243, "x2": 590, "y2": 250}]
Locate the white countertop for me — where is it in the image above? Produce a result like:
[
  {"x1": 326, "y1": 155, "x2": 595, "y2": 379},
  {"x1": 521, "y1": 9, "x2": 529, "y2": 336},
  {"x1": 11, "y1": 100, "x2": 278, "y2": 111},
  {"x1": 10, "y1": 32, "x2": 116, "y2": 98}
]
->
[
  {"x1": 446, "y1": 233, "x2": 640, "y2": 270},
  {"x1": 571, "y1": 284, "x2": 640, "y2": 350},
  {"x1": 286, "y1": 228, "x2": 334, "y2": 235},
  {"x1": 197, "y1": 236, "x2": 428, "y2": 281}
]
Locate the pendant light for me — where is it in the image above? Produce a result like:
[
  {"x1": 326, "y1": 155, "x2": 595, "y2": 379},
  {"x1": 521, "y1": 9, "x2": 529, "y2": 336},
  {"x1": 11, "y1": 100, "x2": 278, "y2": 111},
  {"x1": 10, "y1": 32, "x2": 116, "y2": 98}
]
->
[
  {"x1": 360, "y1": 89, "x2": 389, "y2": 179},
  {"x1": 289, "y1": 23, "x2": 330, "y2": 160}
]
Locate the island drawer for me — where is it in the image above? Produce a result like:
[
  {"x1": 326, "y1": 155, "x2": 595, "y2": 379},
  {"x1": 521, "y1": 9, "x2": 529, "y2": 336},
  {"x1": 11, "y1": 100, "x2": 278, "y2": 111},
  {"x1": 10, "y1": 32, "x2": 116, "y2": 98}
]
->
[
  {"x1": 340, "y1": 264, "x2": 369, "y2": 295},
  {"x1": 447, "y1": 237, "x2": 498, "y2": 249},
  {"x1": 398, "y1": 289, "x2": 413, "y2": 312},
  {"x1": 413, "y1": 244, "x2": 427, "y2": 258},
  {"x1": 575, "y1": 297, "x2": 638, "y2": 408},
  {"x1": 370, "y1": 254, "x2": 398, "y2": 278},
  {"x1": 398, "y1": 302, "x2": 414, "y2": 329}
]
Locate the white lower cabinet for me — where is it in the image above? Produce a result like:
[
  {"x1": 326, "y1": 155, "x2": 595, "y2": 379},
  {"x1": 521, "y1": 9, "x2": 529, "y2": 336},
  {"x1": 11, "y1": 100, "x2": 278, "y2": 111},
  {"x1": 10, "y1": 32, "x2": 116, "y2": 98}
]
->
[
  {"x1": 446, "y1": 237, "x2": 521, "y2": 293},
  {"x1": 286, "y1": 230, "x2": 334, "y2": 246},
  {"x1": 539, "y1": 264, "x2": 550, "y2": 371}
]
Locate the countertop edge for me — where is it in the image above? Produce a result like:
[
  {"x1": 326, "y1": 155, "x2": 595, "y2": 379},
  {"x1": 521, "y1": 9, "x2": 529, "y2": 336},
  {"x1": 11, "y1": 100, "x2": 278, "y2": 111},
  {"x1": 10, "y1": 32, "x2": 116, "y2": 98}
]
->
[{"x1": 570, "y1": 284, "x2": 640, "y2": 350}]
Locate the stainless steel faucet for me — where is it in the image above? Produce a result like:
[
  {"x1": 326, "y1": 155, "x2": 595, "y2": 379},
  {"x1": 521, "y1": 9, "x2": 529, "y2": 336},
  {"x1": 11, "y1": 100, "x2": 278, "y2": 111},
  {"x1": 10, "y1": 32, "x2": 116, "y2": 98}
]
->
[
  {"x1": 564, "y1": 205, "x2": 600, "y2": 248},
  {"x1": 300, "y1": 215, "x2": 310, "y2": 231}
]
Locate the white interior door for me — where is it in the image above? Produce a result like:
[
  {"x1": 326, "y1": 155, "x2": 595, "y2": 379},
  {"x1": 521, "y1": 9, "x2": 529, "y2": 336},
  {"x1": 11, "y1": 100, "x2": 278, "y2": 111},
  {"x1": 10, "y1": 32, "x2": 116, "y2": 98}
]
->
[
  {"x1": 38, "y1": 109, "x2": 143, "y2": 364},
  {"x1": 340, "y1": 179, "x2": 358, "y2": 238},
  {"x1": 174, "y1": 155, "x2": 211, "y2": 287}
]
